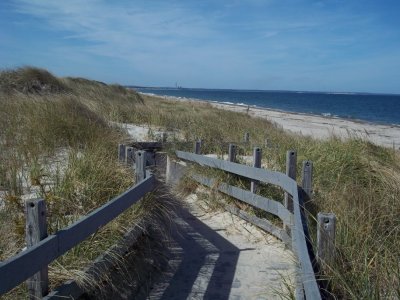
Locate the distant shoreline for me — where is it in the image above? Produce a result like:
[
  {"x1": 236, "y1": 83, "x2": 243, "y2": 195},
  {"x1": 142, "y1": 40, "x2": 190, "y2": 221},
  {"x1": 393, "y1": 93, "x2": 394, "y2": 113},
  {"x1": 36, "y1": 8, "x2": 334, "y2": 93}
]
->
[{"x1": 141, "y1": 92, "x2": 400, "y2": 149}]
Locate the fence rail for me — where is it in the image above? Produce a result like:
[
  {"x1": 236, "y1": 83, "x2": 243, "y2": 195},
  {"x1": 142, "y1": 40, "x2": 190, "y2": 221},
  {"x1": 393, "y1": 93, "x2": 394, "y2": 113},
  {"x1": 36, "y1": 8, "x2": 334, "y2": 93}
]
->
[
  {"x1": 0, "y1": 172, "x2": 156, "y2": 296},
  {"x1": 175, "y1": 150, "x2": 322, "y2": 299}
]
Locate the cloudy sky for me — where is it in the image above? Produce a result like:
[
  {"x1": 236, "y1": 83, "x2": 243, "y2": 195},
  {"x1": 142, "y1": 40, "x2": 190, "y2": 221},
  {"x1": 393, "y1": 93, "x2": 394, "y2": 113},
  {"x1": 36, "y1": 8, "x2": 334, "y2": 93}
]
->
[{"x1": 1, "y1": 0, "x2": 400, "y2": 93}]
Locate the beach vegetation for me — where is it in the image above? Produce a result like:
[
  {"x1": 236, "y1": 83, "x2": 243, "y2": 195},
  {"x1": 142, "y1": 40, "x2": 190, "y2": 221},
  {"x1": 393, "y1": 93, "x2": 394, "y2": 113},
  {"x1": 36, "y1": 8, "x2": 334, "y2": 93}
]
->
[
  {"x1": 0, "y1": 67, "x2": 171, "y2": 298},
  {"x1": 0, "y1": 67, "x2": 398, "y2": 299}
]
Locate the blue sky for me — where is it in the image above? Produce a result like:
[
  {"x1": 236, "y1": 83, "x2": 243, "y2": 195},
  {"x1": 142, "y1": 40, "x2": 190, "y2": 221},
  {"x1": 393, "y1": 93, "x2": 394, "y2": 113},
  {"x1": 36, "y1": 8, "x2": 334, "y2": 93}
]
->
[{"x1": 1, "y1": 0, "x2": 400, "y2": 93}]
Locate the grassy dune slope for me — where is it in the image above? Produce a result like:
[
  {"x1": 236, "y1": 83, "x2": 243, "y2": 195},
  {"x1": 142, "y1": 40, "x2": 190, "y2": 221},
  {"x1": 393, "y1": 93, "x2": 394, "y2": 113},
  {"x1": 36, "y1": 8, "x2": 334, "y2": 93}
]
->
[
  {"x1": 128, "y1": 95, "x2": 400, "y2": 299},
  {"x1": 0, "y1": 67, "x2": 169, "y2": 298}
]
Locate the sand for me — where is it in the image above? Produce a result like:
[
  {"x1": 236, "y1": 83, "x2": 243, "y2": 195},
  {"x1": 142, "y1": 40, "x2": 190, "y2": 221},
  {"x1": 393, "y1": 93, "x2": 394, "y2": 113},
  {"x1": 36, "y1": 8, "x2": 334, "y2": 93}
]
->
[{"x1": 143, "y1": 94, "x2": 400, "y2": 149}]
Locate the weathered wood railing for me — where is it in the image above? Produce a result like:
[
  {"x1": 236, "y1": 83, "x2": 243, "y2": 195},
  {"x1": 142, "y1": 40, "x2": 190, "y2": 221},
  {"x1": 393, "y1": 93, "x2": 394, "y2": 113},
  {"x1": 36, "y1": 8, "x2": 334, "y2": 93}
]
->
[
  {"x1": 175, "y1": 147, "x2": 332, "y2": 299},
  {"x1": 0, "y1": 150, "x2": 156, "y2": 298}
]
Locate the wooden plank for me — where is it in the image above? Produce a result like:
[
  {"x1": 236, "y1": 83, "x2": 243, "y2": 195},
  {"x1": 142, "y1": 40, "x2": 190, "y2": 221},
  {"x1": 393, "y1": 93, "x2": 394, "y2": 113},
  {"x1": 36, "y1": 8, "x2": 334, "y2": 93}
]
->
[
  {"x1": 194, "y1": 140, "x2": 201, "y2": 154},
  {"x1": 135, "y1": 150, "x2": 146, "y2": 182},
  {"x1": 0, "y1": 175, "x2": 156, "y2": 296},
  {"x1": 291, "y1": 188, "x2": 321, "y2": 299},
  {"x1": 176, "y1": 151, "x2": 321, "y2": 299},
  {"x1": 57, "y1": 175, "x2": 155, "y2": 254},
  {"x1": 125, "y1": 146, "x2": 134, "y2": 165},
  {"x1": 130, "y1": 142, "x2": 163, "y2": 150},
  {"x1": 25, "y1": 199, "x2": 48, "y2": 298},
  {"x1": 284, "y1": 150, "x2": 297, "y2": 213},
  {"x1": 224, "y1": 205, "x2": 291, "y2": 247},
  {"x1": 191, "y1": 174, "x2": 292, "y2": 225},
  {"x1": 118, "y1": 144, "x2": 126, "y2": 163},
  {"x1": 176, "y1": 151, "x2": 295, "y2": 193},
  {"x1": 317, "y1": 213, "x2": 336, "y2": 267},
  {"x1": 0, "y1": 236, "x2": 58, "y2": 295},
  {"x1": 228, "y1": 144, "x2": 237, "y2": 162},
  {"x1": 250, "y1": 147, "x2": 262, "y2": 193},
  {"x1": 301, "y1": 161, "x2": 313, "y2": 201}
]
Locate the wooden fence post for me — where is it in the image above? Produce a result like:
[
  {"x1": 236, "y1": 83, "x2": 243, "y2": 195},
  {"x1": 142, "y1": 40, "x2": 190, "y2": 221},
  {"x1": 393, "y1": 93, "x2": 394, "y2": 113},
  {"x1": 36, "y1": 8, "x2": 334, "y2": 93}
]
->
[
  {"x1": 243, "y1": 132, "x2": 250, "y2": 143},
  {"x1": 135, "y1": 150, "x2": 146, "y2": 182},
  {"x1": 228, "y1": 144, "x2": 237, "y2": 162},
  {"x1": 26, "y1": 199, "x2": 48, "y2": 299},
  {"x1": 284, "y1": 150, "x2": 297, "y2": 213},
  {"x1": 118, "y1": 144, "x2": 126, "y2": 163},
  {"x1": 194, "y1": 140, "x2": 201, "y2": 154},
  {"x1": 160, "y1": 132, "x2": 168, "y2": 143},
  {"x1": 317, "y1": 212, "x2": 336, "y2": 267},
  {"x1": 250, "y1": 147, "x2": 262, "y2": 193},
  {"x1": 302, "y1": 160, "x2": 313, "y2": 201},
  {"x1": 125, "y1": 147, "x2": 134, "y2": 165}
]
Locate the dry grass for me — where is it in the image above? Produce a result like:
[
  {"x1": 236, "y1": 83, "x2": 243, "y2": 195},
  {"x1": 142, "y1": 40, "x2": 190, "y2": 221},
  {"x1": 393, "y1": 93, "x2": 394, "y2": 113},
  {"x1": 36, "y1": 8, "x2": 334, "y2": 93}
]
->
[
  {"x1": 1, "y1": 66, "x2": 399, "y2": 299},
  {"x1": 0, "y1": 67, "x2": 171, "y2": 298},
  {"x1": 130, "y1": 94, "x2": 399, "y2": 299}
]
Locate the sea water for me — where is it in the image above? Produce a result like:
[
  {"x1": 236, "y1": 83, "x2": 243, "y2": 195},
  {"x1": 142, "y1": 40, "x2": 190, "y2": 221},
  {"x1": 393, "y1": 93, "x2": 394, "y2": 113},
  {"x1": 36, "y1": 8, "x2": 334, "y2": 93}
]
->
[{"x1": 134, "y1": 87, "x2": 400, "y2": 126}]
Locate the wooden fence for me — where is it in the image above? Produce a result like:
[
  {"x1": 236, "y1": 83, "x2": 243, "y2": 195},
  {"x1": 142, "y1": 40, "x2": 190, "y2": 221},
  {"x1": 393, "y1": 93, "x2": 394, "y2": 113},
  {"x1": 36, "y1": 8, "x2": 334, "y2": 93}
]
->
[
  {"x1": 0, "y1": 140, "x2": 335, "y2": 299},
  {"x1": 175, "y1": 143, "x2": 336, "y2": 299},
  {"x1": 0, "y1": 150, "x2": 155, "y2": 298}
]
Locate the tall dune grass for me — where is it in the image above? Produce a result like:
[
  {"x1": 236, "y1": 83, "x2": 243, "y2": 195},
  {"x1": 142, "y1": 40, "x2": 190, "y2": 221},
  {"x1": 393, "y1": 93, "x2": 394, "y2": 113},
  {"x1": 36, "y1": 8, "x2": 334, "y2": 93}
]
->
[
  {"x1": 1, "y1": 67, "x2": 398, "y2": 298},
  {"x1": 127, "y1": 94, "x2": 399, "y2": 298},
  {"x1": 0, "y1": 67, "x2": 169, "y2": 298}
]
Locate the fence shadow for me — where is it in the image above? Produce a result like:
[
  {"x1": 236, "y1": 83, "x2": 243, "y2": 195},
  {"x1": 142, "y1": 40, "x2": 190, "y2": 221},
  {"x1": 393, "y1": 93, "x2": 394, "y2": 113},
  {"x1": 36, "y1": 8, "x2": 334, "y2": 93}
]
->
[{"x1": 145, "y1": 206, "x2": 242, "y2": 300}]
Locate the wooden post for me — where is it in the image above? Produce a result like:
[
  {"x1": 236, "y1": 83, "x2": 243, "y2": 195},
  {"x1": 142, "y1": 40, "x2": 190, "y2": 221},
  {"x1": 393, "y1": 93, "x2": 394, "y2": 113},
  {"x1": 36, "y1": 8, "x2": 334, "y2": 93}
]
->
[
  {"x1": 26, "y1": 199, "x2": 48, "y2": 299},
  {"x1": 284, "y1": 150, "x2": 297, "y2": 213},
  {"x1": 135, "y1": 150, "x2": 146, "y2": 183},
  {"x1": 317, "y1": 212, "x2": 336, "y2": 267},
  {"x1": 160, "y1": 132, "x2": 168, "y2": 143},
  {"x1": 250, "y1": 147, "x2": 262, "y2": 193},
  {"x1": 228, "y1": 144, "x2": 237, "y2": 162},
  {"x1": 302, "y1": 160, "x2": 313, "y2": 201},
  {"x1": 194, "y1": 140, "x2": 201, "y2": 154},
  {"x1": 118, "y1": 144, "x2": 126, "y2": 163},
  {"x1": 243, "y1": 132, "x2": 250, "y2": 143},
  {"x1": 125, "y1": 146, "x2": 134, "y2": 165}
]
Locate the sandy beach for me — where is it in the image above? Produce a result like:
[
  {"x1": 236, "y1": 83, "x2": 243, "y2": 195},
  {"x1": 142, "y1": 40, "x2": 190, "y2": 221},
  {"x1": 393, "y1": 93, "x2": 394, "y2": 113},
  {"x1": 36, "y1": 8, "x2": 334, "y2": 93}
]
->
[{"x1": 144, "y1": 93, "x2": 400, "y2": 149}]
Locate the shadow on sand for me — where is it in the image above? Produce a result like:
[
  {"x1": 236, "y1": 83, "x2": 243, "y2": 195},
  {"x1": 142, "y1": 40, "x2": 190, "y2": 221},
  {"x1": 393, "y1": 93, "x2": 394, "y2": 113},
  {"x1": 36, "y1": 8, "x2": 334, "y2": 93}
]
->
[{"x1": 145, "y1": 207, "x2": 253, "y2": 300}]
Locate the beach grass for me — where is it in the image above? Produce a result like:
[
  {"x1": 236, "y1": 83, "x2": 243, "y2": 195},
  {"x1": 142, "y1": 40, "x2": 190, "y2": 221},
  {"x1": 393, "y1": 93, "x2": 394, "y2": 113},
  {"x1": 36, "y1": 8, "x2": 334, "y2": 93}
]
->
[
  {"x1": 127, "y1": 94, "x2": 399, "y2": 299},
  {"x1": 0, "y1": 67, "x2": 172, "y2": 298},
  {"x1": 0, "y1": 67, "x2": 398, "y2": 299}
]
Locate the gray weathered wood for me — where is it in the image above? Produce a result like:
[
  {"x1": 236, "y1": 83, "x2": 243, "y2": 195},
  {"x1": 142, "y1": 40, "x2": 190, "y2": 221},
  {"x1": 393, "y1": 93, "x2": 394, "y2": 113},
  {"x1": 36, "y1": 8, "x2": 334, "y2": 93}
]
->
[
  {"x1": 135, "y1": 150, "x2": 146, "y2": 182},
  {"x1": 228, "y1": 144, "x2": 237, "y2": 162},
  {"x1": 176, "y1": 150, "x2": 321, "y2": 299},
  {"x1": 224, "y1": 205, "x2": 291, "y2": 247},
  {"x1": 291, "y1": 186, "x2": 321, "y2": 300},
  {"x1": 317, "y1": 213, "x2": 336, "y2": 267},
  {"x1": 176, "y1": 151, "x2": 295, "y2": 193},
  {"x1": 284, "y1": 151, "x2": 297, "y2": 236},
  {"x1": 243, "y1": 132, "x2": 250, "y2": 143},
  {"x1": 302, "y1": 161, "x2": 313, "y2": 200},
  {"x1": 160, "y1": 132, "x2": 167, "y2": 143},
  {"x1": 284, "y1": 150, "x2": 297, "y2": 213},
  {"x1": 125, "y1": 146, "x2": 134, "y2": 165},
  {"x1": 191, "y1": 174, "x2": 292, "y2": 225},
  {"x1": 0, "y1": 175, "x2": 156, "y2": 296},
  {"x1": 194, "y1": 140, "x2": 201, "y2": 154},
  {"x1": 118, "y1": 144, "x2": 126, "y2": 163},
  {"x1": 26, "y1": 199, "x2": 49, "y2": 299},
  {"x1": 250, "y1": 147, "x2": 262, "y2": 193}
]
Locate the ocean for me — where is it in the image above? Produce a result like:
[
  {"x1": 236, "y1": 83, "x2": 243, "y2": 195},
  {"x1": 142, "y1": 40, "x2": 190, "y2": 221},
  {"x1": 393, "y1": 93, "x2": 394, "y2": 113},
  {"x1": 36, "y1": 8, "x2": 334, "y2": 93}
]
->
[{"x1": 134, "y1": 87, "x2": 400, "y2": 126}]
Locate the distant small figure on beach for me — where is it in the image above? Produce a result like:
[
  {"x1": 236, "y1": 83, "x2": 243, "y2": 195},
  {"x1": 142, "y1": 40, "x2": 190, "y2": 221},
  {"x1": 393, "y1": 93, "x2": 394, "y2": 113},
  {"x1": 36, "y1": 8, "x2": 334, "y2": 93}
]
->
[{"x1": 246, "y1": 105, "x2": 250, "y2": 114}]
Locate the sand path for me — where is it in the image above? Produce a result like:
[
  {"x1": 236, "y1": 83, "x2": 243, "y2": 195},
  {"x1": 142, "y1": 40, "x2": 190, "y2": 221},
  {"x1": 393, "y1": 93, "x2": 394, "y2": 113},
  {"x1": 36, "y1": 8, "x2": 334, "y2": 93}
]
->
[
  {"x1": 145, "y1": 193, "x2": 296, "y2": 300},
  {"x1": 119, "y1": 125, "x2": 296, "y2": 299}
]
